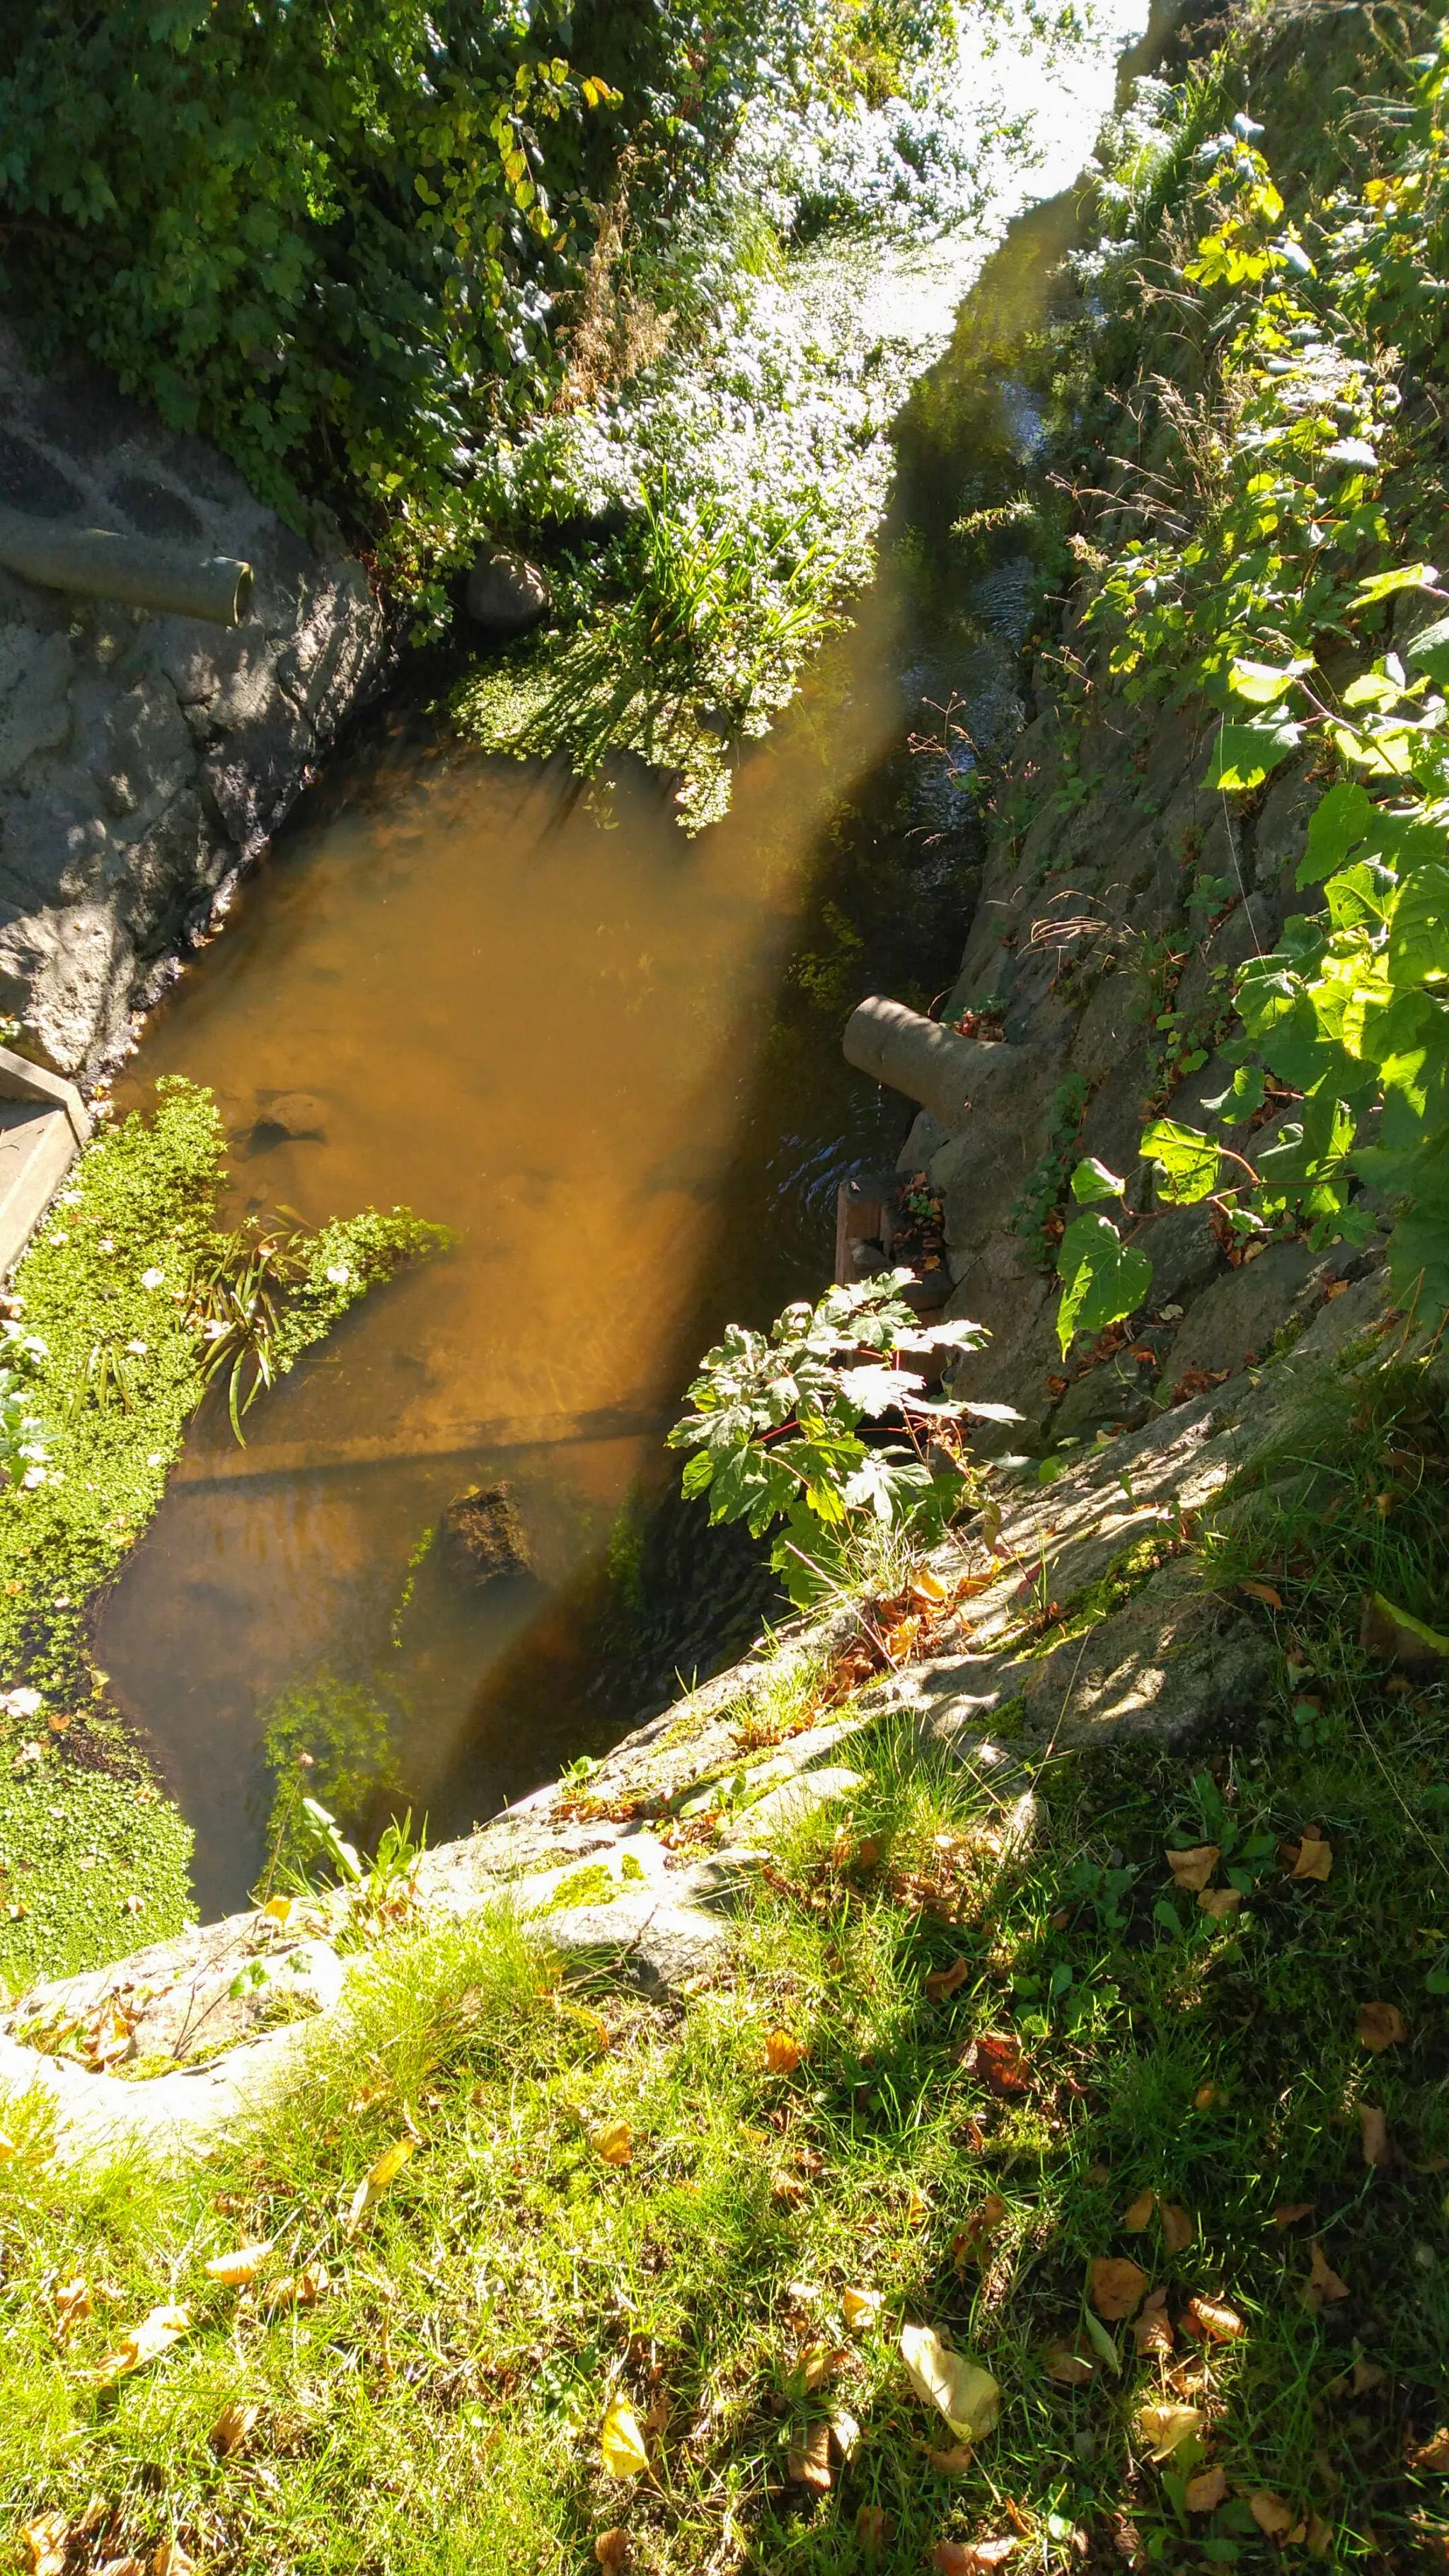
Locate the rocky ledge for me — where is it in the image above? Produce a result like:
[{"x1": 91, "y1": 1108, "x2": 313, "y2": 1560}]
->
[{"x1": 0, "y1": 323, "x2": 385, "y2": 1077}]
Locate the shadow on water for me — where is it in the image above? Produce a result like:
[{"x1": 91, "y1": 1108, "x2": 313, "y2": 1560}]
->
[{"x1": 97, "y1": 137, "x2": 1143, "y2": 1916}]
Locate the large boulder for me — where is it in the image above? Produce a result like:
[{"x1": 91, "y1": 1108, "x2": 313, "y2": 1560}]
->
[{"x1": 464, "y1": 547, "x2": 551, "y2": 640}]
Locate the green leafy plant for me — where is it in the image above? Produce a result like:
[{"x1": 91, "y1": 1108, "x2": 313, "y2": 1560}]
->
[{"x1": 669, "y1": 1273, "x2": 1002, "y2": 1603}]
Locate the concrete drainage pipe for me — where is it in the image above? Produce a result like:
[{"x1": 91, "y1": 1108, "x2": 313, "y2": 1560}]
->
[
  {"x1": 0, "y1": 509, "x2": 253, "y2": 626},
  {"x1": 842, "y1": 993, "x2": 1003, "y2": 1128}
]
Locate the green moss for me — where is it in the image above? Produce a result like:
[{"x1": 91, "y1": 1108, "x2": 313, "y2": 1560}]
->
[
  {"x1": 1027, "y1": 1532, "x2": 1173, "y2": 1653},
  {"x1": 0, "y1": 1759, "x2": 192, "y2": 1995}
]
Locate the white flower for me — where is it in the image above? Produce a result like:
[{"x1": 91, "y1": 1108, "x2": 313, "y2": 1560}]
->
[
  {"x1": 125, "y1": 1339, "x2": 148, "y2": 1356},
  {"x1": 141, "y1": 1267, "x2": 165, "y2": 1289},
  {"x1": 4, "y1": 1687, "x2": 42, "y2": 1717},
  {"x1": 325, "y1": 1263, "x2": 352, "y2": 1288},
  {"x1": 57, "y1": 1190, "x2": 82, "y2": 1206},
  {"x1": 146, "y1": 1451, "x2": 166, "y2": 1468},
  {"x1": 20, "y1": 1467, "x2": 45, "y2": 1489}
]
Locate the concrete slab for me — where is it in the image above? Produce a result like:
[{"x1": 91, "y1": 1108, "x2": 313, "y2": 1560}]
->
[{"x1": 0, "y1": 1041, "x2": 89, "y2": 1277}]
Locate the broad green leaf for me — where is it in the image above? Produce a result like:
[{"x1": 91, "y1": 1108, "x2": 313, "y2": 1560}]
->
[
  {"x1": 1388, "y1": 862, "x2": 1449, "y2": 986},
  {"x1": 1140, "y1": 1121, "x2": 1223, "y2": 1204},
  {"x1": 1227, "y1": 655, "x2": 1312, "y2": 705},
  {"x1": 1298, "y1": 780, "x2": 1373, "y2": 886},
  {"x1": 1070, "y1": 1156, "x2": 1126, "y2": 1203},
  {"x1": 1055, "y1": 1213, "x2": 1153, "y2": 1356},
  {"x1": 1203, "y1": 718, "x2": 1300, "y2": 793},
  {"x1": 1404, "y1": 613, "x2": 1449, "y2": 683},
  {"x1": 1348, "y1": 563, "x2": 1441, "y2": 609}
]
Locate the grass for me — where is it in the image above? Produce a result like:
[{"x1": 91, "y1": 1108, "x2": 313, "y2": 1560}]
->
[
  {"x1": 0, "y1": 1080, "x2": 447, "y2": 1997},
  {"x1": 3, "y1": 1346, "x2": 1448, "y2": 2570}
]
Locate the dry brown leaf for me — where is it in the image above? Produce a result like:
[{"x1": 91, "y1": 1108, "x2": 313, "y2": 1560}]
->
[
  {"x1": 1090, "y1": 2257, "x2": 1148, "y2": 2321},
  {"x1": 1136, "y1": 2402, "x2": 1203, "y2": 2461},
  {"x1": 153, "y1": 2545, "x2": 196, "y2": 2576},
  {"x1": 210, "y1": 2401, "x2": 260, "y2": 2457},
  {"x1": 1184, "y1": 2466, "x2": 1228, "y2": 2513},
  {"x1": 925, "y1": 1958, "x2": 971, "y2": 2003},
  {"x1": 93, "y1": 2558, "x2": 144, "y2": 2576},
  {"x1": 262, "y1": 2260, "x2": 329, "y2": 2311},
  {"x1": 594, "y1": 2122, "x2": 633, "y2": 2167},
  {"x1": 1272, "y1": 2202, "x2": 1315, "y2": 2227},
  {"x1": 969, "y1": 2032, "x2": 1029, "y2": 2096},
  {"x1": 930, "y1": 2542, "x2": 1017, "y2": 2574},
  {"x1": 1351, "y1": 2358, "x2": 1388, "y2": 2396},
  {"x1": 1122, "y1": 2189, "x2": 1155, "y2": 2231},
  {"x1": 1360, "y1": 2104, "x2": 1392, "y2": 2168},
  {"x1": 1184, "y1": 2295, "x2": 1244, "y2": 2343},
  {"x1": 899, "y1": 2324, "x2": 1000, "y2": 2439},
  {"x1": 856, "y1": 2505, "x2": 895, "y2": 2556},
  {"x1": 1194, "y1": 2084, "x2": 1230, "y2": 2110},
  {"x1": 764, "y1": 2030, "x2": 803, "y2": 2075},
  {"x1": 19, "y1": 2514, "x2": 70, "y2": 2576},
  {"x1": 1291, "y1": 1830, "x2": 1333, "y2": 1883},
  {"x1": 799, "y1": 2343, "x2": 843, "y2": 2392},
  {"x1": 1160, "y1": 2203, "x2": 1195, "y2": 2254},
  {"x1": 786, "y1": 2420, "x2": 832, "y2": 2492},
  {"x1": 1305, "y1": 2513, "x2": 1335, "y2": 2559},
  {"x1": 1409, "y1": 2427, "x2": 1449, "y2": 2473},
  {"x1": 204, "y1": 2239, "x2": 274, "y2": 2287},
  {"x1": 1198, "y1": 1888, "x2": 1243, "y2": 1922},
  {"x1": 1249, "y1": 2493, "x2": 1294, "y2": 2538},
  {"x1": 1042, "y1": 2340, "x2": 1094, "y2": 2385},
  {"x1": 95, "y1": 2302, "x2": 191, "y2": 2385},
  {"x1": 54, "y1": 2275, "x2": 92, "y2": 2335},
  {"x1": 841, "y1": 2287, "x2": 880, "y2": 2334},
  {"x1": 1306, "y1": 2242, "x2": 1350, "y2": 2305},
  {"x1": 1240, "y1": 1580, "x2": 1284, "y2": 1609},
  {"x1": 952, "y1": 2195, "x2": 1008, "y2": 2269},
  {"x1": 1133, "y1": 2287, "x2": 1173, "y2": 2357},
  {"x1": 1166, "y1": 1844, "x2": 1220, "y2": 1893},
  {"x1": 1357, "y1": 2001, "x2": 1407, "y2": 2053},
  {"x1": 594, "y1": 2531, "x2": 630, "y2": 2572}
]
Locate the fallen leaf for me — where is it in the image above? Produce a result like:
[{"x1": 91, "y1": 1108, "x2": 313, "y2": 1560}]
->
[
  {"x1": 911, "y1": 1570, "x2": 949, "y2": 1607},
  {"x1": 884, "y1": 1615, "x2": 920, "y2": 1663},
  {"x1": 1360, "y1": 2104, "x2": 1392, "y2": 2168},
  {"x1": 1042, "y1": 2340, "x2": 1094, "y2": 2385},
  {"x1": 799, "y1": 2343, "x2": 842, "y2": 2391},
  {"x1": 1185, "y1": 2466, "x2": 1228, "y2": 2513},
  {"x1": 262, "y1": 2260, "x2": 328, "y2": 2311},
  {"x1": 153, "y1": 2546, "x2": 196, "y2": 2576},
  {"x1": 1090, "y1": 2258, "x2": 1148, "y2": 2321},
  {"x1": 594, "y1": 2122, "x2": 633, "y2": 2167},
  {"x1": 1198, "y1": 1888, "x2": 1242, "y2": 1921},
  {"x1": 261, "y1": 1895, "x2": 294, "y2": 1926},
  {"x1": 95, "y1": 2302, "x2": 191, "y2": 2384},
  {"x1": 1184, "y1": 2295, "x2": 1244, "y2": 2343},
  {"x1": 1160, "y1": 2203, "x2": 1195, "y2": 2254},
  {"x1": 601, "y1": 2396, "x2": 650, "y2": 2480},
  {"x1": 952, "y1": 2194, "x2": 1008, "y2": 2268},
  {"x1": 1352, "y1": 2357, "x2": 1388, "y2": 2395},
  {"x1": 925, "y1": 1958, "x2": 971, "y2": 2002},
  {"x1": 1122, "y1": 2189, "x2": 1155, "y2": 2231},
  {"x1": 841, "y1": 2287, "x2": 880, "y2": 2333},
  {"x1": 344, "y1": 2137, "x2": 416, "y2": 2232},
  {"x1": 54, "y1": 2275, "x2": 92, "y2": 2335},
  {"x1": 1291, "y1": 1829, "x2": 1333, "y2": 1883},
  {"x1": 1358, "y1": 2000, "x2": 1407, "y2": 2053},
  {"x1": 786, "y1": 2420, "x2": 831, "y2": 2491},
  {"x1": 1305, "y1": 2241, "x2": 1350, "y2": 2306},
  {"x1": 93, "y1": 2559, "x2": 144, "y2": 2576},
  {"x1": 210, "y1": 2401, "x2": 260, "y2": 2456},
  {"x1": 1358, "y1": 1590, "x2": 1449, "y2": 1673},
  {"x1": 1240, "y1": 1581, "x2": 1284, "y2": 1608},
  {"x1": 899, "y1": 2323, "x2": 1001, "y2": 2440},
  {"x1": 969, "y1": 2032, "x2": 1029, "y2": 2096},
  {"x1": 856, "y1": 2505, "x2": 895, "y2": 2555},
  {"x1": 1272, "y1": 2202, "x2": 1315, "y2": 2227},
  {"x1": 18, "y1": 2514, "x2": 69, "y2": 2576},
  {"x1": 204, "y1": 2239, "x2": 275, "y2": 2287},
  {"x1": 1305, "y1": 2513, "x2": 1334, "y2": 2559},
  {"x1": 1166, "y1": 1844, "x2": 1220, "y2": 1893},
  {"x1": 1249, "y1": 2493, "x2": 1294, "y2": 2539},
  {"x1": 1194, "y1": 2084, "x2": 1230, "y2": 2111},
  {"x1": 923, "y1": 2444, "x2": 976, "y2": 2474},
  {"x1": 1409, "y1": 2427, "x2": 1449, "y2": 2472},
  {"x1": 1136, "y1": 2401, "x2": 1203, "y2": 2461},
  {"x1": 764, "y1": 2030, "x2": 802, "y2": 2075},
  {"x1": 931, "y1": 2541, "x2": 1018, "y2": 2573},
  {"x1": 1132, "y1": 2287, "x2": 1172, "y2": 2357},
  {"x1": 594, "y1": 2531, "x2": 630, "y2": 2572},
  {"x1": 831, "y1": 2407, "x2": 860, "y2": 2461}
]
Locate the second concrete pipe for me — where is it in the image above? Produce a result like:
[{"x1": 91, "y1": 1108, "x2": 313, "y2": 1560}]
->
[{"x1": 843, "y1": 993, "x2": 1002, "y2": 1128}]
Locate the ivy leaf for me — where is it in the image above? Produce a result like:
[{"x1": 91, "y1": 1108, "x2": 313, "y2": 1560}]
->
[
  {"x1": 1140, "y1": 1121, "x2": 1223, "y2": 1205},
  {"x1": 1070, "y1": 1157, "x2": 1126, "y2": 1203},
  {"x1": 1055, "y1": 1213, "x2": 1153, "y2": 1356},
  {"x1": 1204, "y1": 717, "x2": 1301, "y2": 792},
  {"x1": 1348, "y1": 563, "x2": 1441, "y2": 608}
]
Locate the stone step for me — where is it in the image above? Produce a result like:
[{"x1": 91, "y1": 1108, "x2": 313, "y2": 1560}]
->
[{"x1": 0, "y1": 1042, "x2": 88, "y2": 1278}]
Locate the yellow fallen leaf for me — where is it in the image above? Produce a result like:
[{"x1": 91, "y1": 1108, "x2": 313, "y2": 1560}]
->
[
  {"x1": 153, "y1": 2544, "x2": 197, "y2": 2576},
  {"x1": 911, "y1": 1569, "x2": 948, "y2": 1606},
  {"x1": 1357, "y1": 2000, "x2": 1407, "y2": 2053},
  {"x1": 764, "y1": 2030, "x2": 803, "y2": 2075},
  {"x1": 799, "y1": 2343, "x2": 842, "y2": 2391},
  {"x1": 899, "y1": 2323, "x2": 1000, "y2": 2441},
  {"x1": 18, "y1": 2514, "x2": 70, "y2": 2576},
  {"x1": 204, "y1": 2239, "x2": 275, "y2": 2287},
  {"x1": 830, "y1": 2406, "x2": 860, "y2": 2461},
  {"x1": 1089, "y1": 2257, "x2": 1147, "y2": 2320},
  {"x1": 1291, "y1": 1830, "x2": 1332, "y2": 1883},
  {"x1": 1184, "y1": 2294, "x2": 1244, "y2": 2343},
  {"x1": 1136, "y1": 2401, "x2": 1203, "y2": 2461},
  {"x1": 1198, "y1": 1888, "x2": 1242, "y2": 1922},
  {"x1": 601, "y1": 2396, "x2": 650, "y2": 2480},
  {"x1": 1250, "y1": 2493, "x2": 1294, "y2": 2538},
  {"x1": 1167, "y1": 1844, "x2": 1220, "y2": 1893},
  {"x1": 1133, "y1": 2287, "x2": 1173, "y2": 2357},
  {"x1": 1122, "y1": 2189, "x2": 1155, "y2": 2231},
  {"x1": 1160, "y1": 2202, "x2": 1195, "y2": 2254},
  {"x1": 95, "y1": 2302, "x2": 192, "y2": 2385},
  {"x1": 261, "y1": 1895, "x2": 294, "y2": 1927},
  {"x1": 210, "y1": 2401, "x2": 260, "y2": 2456},
  {"x1": 841, "y1": 2286, "x2": 881, "y2": 2333},
  {"x1": 1360, "y1": 2104, "x2": 1392, "y2": 2168},
  {"x1": 262, "y1": 2260, "x2": 328, "y2": 2311},
  {"x1": 54, "y1": 2275, "x2": 92, "y2": 2335},
  {"x1": 786, "y1": 2421, "x2": 831, "y2": 2490},
  {"x1": 345, "y1": 2137, "x2": 416, "y2": 2231},
  {"x1": 594, "y1": 2122, "x2": 633, "y2": 2167},
  {"x1": 1185, "y1": 2466, "x2": 1228, "y2": 2513}
]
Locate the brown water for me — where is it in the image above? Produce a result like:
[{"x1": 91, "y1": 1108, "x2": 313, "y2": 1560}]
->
[{"x1": 98, "y1": 173, "x2": 1107, "y2": 1915}]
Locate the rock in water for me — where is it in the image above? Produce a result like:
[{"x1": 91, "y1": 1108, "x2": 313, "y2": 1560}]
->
[
  {"x1": 253, "y1": 1090, "x2": 327, "y2": 1140},
  {"x1": 464, "y1": 548, "x2": 551, "y2": 640},
  {"x1": 441, "y1": 1482, "x2": 532, "y2": 1586}
]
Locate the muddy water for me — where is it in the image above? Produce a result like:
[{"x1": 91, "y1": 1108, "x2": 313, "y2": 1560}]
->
[{"x1": 98, "y1": 132, "x2": 1135, "y2": 1914}]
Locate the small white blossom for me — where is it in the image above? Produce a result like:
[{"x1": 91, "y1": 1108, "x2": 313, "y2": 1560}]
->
[
  {"x1": 325, "y1": 1263, "x2": 352, "y2": 1288},
  {"x1": 4, "y1": 1687, "x2": 42, "y2": 1718},
  {"x1": 141, "y1": 1267, "x2": 165, "y2": 1289},
  {"x1": 125, "y1": 1339, "x2": 149, "y2": 1356}
]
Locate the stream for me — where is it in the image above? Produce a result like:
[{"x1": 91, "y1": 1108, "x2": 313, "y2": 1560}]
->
[{"x1": 97, "y1": 23, "x2": 1155, "y2": 1914}]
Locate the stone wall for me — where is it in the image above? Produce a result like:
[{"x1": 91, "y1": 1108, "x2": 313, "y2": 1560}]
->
[{"x1": 0, "y1": 325, "x2": 386, "y2": 1078}]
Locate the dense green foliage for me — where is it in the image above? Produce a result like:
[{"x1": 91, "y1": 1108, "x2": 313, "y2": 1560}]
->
[{"x1": 1045, "y1": 23, "x2": 1449, "y2": 1356}]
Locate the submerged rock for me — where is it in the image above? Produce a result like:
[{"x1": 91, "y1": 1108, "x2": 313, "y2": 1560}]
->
[
  {"x1": 441, "y1": 1479, "x2": 532, "y2": 1586},
  {"x1": 464, "y1": 547, "x2": 551, "y2": 640},
  {"x1": 253, "y1": 1089, "x2": 327, "y2": 1142}
]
